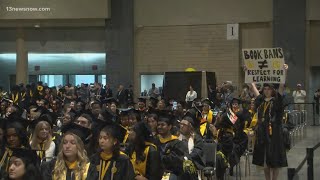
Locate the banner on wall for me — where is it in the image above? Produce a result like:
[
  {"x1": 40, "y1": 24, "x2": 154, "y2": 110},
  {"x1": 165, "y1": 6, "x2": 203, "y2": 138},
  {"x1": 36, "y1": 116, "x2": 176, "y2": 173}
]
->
[
  {"x1": 0, "y1": 0, "x2": 109, "y2": 19},
  {"x1": 242, "y1": 48, "x2": 286, "y2": 84}
]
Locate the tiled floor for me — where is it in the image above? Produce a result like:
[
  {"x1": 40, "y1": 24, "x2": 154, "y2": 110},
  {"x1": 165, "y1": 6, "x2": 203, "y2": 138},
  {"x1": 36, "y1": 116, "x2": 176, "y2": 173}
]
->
[{"x1": 231, "y1": 124, "x2": 320, "y2": 180}]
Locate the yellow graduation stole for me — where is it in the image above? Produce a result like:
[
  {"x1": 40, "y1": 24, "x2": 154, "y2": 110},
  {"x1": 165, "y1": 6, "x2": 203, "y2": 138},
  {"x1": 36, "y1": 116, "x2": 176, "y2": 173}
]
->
[
  {"x1": 158, "y1": 135, "x2": 178, "y2": 144},
  {"x1": 37, "y1": 143, "x2": 45, "y2": 160},
  {"x1": 200, "y1": 110, "x2": 214, "y2": 136},
  {"x1": 0, "y1": 148, "x2": 13, "y2": 171},
  {"x1": 130, "y1": 143, "x2": 156, "y2": 176},
  {"x1": 52, "y1": 162, "x2": 90, "y2": 180},
  {"x1": 98, "y1": 152, "x2": 118, "y2": 180},
  {"x1": 11, "y1": 93, "x2": 19, "y2": 104}
]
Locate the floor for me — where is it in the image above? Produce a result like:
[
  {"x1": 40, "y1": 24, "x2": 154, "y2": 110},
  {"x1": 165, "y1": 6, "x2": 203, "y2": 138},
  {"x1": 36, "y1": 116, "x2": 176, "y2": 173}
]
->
[{"x1": 231, "y1": 121, "x2": 320, "y2": 180}]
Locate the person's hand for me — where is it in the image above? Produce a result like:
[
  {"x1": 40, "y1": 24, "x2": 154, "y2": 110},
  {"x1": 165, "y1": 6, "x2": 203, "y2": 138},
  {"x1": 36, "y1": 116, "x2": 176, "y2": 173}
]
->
[
  {"x1": 243, "y1": 65, "x2": 248, "y2": 72},
  {"x1": 135, "y1": 175, "x2": 148, "y2": 180},
  {"x1": 284, "y1": 64, "x2": 289, "y2": 70}
]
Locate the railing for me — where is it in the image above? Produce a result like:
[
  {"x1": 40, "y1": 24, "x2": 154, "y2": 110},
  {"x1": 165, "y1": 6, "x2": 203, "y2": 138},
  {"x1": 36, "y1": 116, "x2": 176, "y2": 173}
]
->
[
  {"x1": 285, "y1": 102, "x2": 317, "y2": 126},
  {"x1": 287, "y1": 142, "x2": 320, "y2": 180}
]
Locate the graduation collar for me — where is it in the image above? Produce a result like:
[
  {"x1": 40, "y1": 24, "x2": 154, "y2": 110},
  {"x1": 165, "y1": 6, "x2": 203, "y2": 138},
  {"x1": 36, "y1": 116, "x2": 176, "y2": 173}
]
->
[
  {"x1": 65, "y1": 160, "x2": 78, "y2": 170},
  {"x1": 158, "y1": 135, "x2": 178, "y2": 144},
  {"x1": 100, "y1": 151, "x2": 113, "y2": 161}
]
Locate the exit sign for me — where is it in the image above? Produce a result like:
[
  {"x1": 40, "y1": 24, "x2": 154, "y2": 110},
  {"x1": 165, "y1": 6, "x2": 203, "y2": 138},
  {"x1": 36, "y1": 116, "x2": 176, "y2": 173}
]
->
[{"x1": 227, "y1": 24, "x2": 239, "y2": 40}]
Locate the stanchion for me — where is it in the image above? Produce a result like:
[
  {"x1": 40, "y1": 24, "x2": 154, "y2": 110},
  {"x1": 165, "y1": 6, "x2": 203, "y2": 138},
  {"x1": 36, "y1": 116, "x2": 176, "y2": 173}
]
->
[
  {"x1": 311, "y1": 102, "x2": 318, "y2": 126},
  {"x1": 306, "y1": 148, "x2": 314, "y2": 180},
  {"x1": 287, "y1": 168, "x2": 296, "y2": 180}
]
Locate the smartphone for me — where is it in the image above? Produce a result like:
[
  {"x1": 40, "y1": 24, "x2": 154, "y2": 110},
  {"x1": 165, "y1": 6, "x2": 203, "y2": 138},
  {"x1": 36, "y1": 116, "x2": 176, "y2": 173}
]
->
[{"x1": 172, "y1": 101, "x2": 177, "y2": 110}]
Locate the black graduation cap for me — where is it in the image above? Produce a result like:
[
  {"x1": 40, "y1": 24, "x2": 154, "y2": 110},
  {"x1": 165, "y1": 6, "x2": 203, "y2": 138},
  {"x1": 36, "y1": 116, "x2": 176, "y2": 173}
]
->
[
  {"x1": 35, "y1": 106, "x2": 50, "y2": 116},
  {"x1": 119, "y1": 108, "x2": 132, "y2": 116},
  {"x1": 101, "y1": 120, "x2": 128, "y2": 143},
  {"x1": 201, "y1": 98, "x2": 213, "y2": 106},
  {"x1": 128, "y1": 108, "x2": 142, "y2": 121},
  {"x1": 181, "y1": 116, "x2": 195, "y2": 127},
  {"x1": 158, "y1": 110, "x2": 175, "y2": 125},
  {"x1": 127, "y1": 101, "x2": 136, "y2": 107},
  {"x1": 149, "y1": 96, "x2": 159, "y2": 104},
  {"x1": 6, "y1": 112, "x2": 30, "y2": 129},
  {"x1": 138, "y1": 97, "x2": 147, "y2": 104},
  {"x1": 11, "y1": 104, "x2": 24, "y2": 117},
  {"x1": 230, "y1": 97, "x2": 242, "y2": 104},
  {"x1": 146, "y1": 107, "x2": 160, "y2": 116},
  {"x1": 61, "y1": 122, "x2": 91, "y2": 142},
  {"x1": 103, "y1": 97, "x2": 118, "y2": 106},
  {"x1": 30, "y1": 114, "x2": 54, "y2": 129},
  {"x1": 101, "y1": 109, "x2": 119, "y2": 124},
  {"x1": 10, "y1": 148, "x2": 40, "y2": 166},
  {"x1": 183, "y1": 107, "x2": 202, "y2": 128},
  {"x1": 192, "y1": 98, "x2": 203, "y2": 107}
]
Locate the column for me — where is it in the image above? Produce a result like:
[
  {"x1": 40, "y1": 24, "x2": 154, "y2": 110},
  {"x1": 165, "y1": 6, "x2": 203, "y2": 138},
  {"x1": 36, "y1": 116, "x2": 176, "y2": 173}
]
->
[
  {"x1": 273, "y1": 0, "x2": 306, "y2": 88},
  {"x1": 105, "y1": 0, "x2": 134, "y2": 92},
  {"x1": 16, "y1": 28, "x2": 28, "y2": 85}
]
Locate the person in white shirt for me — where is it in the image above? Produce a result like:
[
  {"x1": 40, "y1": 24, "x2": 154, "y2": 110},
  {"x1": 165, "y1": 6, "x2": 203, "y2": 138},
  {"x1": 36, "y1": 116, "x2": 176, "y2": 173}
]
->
[
  {"x1": 292, "y1": 84, "x2": 307, "y2": 111},
  {"x1": 186, "y1": 85, "x2": 197, "y2": 109}
]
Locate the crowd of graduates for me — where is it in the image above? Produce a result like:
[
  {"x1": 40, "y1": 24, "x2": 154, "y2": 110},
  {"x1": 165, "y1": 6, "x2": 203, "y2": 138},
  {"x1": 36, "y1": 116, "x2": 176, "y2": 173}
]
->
[{"x1": 0, "y1": 64, "x2": 290, "y2": 180}]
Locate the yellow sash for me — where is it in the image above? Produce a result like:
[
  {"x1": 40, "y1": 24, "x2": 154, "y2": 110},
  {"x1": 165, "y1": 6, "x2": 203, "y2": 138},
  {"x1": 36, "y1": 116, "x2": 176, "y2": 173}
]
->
[
  {"x1": 158, "y1": 135, "x2": 178, "y2": 144},
  {"x1": 53, "y1": 162, "x2": 90, "y2": 180},
  {"x1": 131, "y1": 143, "x2": 156, "y2": 176},
  {"x1": 11, "y1": 93, "x2": 19, "y2": 104}
]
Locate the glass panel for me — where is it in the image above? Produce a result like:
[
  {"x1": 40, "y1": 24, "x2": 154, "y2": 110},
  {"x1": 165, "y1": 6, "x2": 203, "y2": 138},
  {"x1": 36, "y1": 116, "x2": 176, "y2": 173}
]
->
[
  {"x1": 75, "y1": 75, "x2": 95, "y2": 86},
  {"x1": 39, "y1": 75, "x2": 64, "y2": 87},
  {"x1": 140, "y1": 74, "x2": 164, "y2": 95}
]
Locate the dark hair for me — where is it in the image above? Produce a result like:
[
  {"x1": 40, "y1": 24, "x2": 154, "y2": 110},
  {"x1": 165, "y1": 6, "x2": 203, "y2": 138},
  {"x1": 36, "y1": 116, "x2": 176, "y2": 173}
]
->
[
  {"x1": 100, "y1": 126, "x2": 120, "y2": 158},
  {"x1": 79, "y1": 113, "x2": 93, "y2": 124},
  {"x1": 7, "y1": 156, "x2": 41, "y2": 180},
  {"x1": 5, "y1": 122, "x2": 31, "y2": 149},
  {"x1": 129, "y1": 112, "x2": 141, "y2": 123},
  {"x1": 131, "y1": 122, "x2": 152, "y2": 162},
  {"x1": 147, "y1": 114, "x2": 158, "y2": 122}
]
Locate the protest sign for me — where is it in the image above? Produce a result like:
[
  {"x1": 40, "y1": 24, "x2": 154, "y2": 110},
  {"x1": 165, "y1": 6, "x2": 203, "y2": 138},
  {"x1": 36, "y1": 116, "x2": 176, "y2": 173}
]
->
[{"x1": 242, "y1": 48, "x2": 286, "y2": 84}]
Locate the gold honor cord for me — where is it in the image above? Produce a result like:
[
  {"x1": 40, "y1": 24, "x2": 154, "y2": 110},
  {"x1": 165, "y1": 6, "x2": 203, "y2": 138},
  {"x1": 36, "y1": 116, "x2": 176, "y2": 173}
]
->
[{"x1": 99, "y1": 160, "x2": 111, "y2": 180}]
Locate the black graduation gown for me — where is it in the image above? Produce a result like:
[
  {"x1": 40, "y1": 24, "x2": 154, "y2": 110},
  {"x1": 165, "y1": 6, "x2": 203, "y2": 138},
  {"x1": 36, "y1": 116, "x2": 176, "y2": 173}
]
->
[
  {"x1": 156, "y1": 136, "x2": 194, "y2": 180},
  {"x1": 128, "y1": 144, "x2": 162, "y2": 180},
  {"x1": 215, "y1": 109, "x2": 249, "y2": 178},
  {"x1": 252, "y1": 94, "x2": 288, "y2": 168},
  {"x1": 180, "y1": 134, "x2": 206, "y2": 171},
  {"x1": 88, "y1": 152, "x2": 135, "y2": 180},
  {"x1": 41, "y1": 159, "x2": 94, "y2": 180}
]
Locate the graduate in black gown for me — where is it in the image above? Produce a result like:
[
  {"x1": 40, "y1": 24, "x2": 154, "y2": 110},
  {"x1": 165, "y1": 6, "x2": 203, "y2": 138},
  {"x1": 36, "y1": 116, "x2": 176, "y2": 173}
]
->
[
  {"x1": 156, "y1": 111, "x2": 197, "y2": 180},
  {"x1": 251, "y1": 82, "x2": 288, "y2": 180},
  {"x1": 215, "y1": 97, "x2": 249, "y2": 179},
  {"x1": 41, "y1": 122, "x2": 92, "y2": 180},
  {"x1": 4, "y1": 148, "x2": 41, "y2": 180},
  {"x1": 0, "y1": 114, "x2": 31, "y2": 177},
  {"x1": 88, "y1": 121, "x2": 135, "y2": 180},
  {"x1": 178, "y1": 115, "x2": 206, "y2": 179},
  {"x1": 127, "y1": 121, "x2": 161, "y2": 180}
]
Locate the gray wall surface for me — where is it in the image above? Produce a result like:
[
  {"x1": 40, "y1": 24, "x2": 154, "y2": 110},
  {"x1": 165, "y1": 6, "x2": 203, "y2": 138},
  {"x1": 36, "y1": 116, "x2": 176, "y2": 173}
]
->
[{"x1": 0, "y1": 0, "x2": 110, "y2": 19}]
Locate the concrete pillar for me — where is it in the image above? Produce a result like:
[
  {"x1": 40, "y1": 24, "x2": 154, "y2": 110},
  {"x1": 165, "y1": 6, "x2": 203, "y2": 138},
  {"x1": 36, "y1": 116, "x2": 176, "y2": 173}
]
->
[
  {"x1": 16, "y1": 28, "x2": 28, "y2": 85},
  {"x1": 273, "y1": 0, "x2": 306, "y2": 88},
  {"x1": 105, "y1": 0, "x2": 134, "y2": 93}
]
